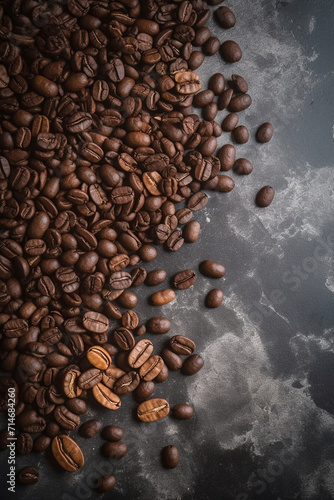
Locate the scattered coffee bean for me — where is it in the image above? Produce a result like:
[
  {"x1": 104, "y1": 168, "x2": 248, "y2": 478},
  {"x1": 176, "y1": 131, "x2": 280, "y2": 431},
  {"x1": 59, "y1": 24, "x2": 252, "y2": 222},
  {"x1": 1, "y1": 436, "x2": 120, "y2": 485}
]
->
[
  {"x1": 137, "y1": 398, "x2": 170, "y2": 422},
  {"x1": 171, "y1": 404, "x2": 194, "y2": 420},
  {"x1": 145, "y1": 269, "x2": 167, "y2": 287},
  {"x1": 232, "y1": 125, "x2": 250, "y2": 144},
  {"x1": 220, "y1": 40, "x2": 242, "y2": 63},
  {"x1": 255, "y1": 186, "x2": 275, "y2": 207},
  {"x1": 52, "y1": 435, "x2": 84, "y2": 472},
  {"x1": 173, "y1": 269, "x2": 197, "y2": 290},
  {"x1": 150, "y1": 289, "x2": 176, "y2": 306},
  {"x1": 101, "y1": 441, "x2": 127, "y2": 459},
  {"x1": 95, "y1": 474, "x2": 116, "y2": 493},
  {"x1": 182, "y1": 354, "x2": 205, "y2": 375},
  {"x1": 146, "y1": 317, "x2": 171, "y2": 334},
  {"x1": 219, "y1": 144, "x2": 236, "y2": 171},
  {"x1": 234, "y1": 158, "x2": 254, "y2": 175},
  {"x1": 205, "y1": 289, "x2": 224, "y2": 308},
  {"x1": 216, "y1": 175, "x2": 235, "y2": 192},
  {"x1": 18, "y1": 466, "x2": 39, "y2": 485},
  {"x1": 256, "y1": 122, "x2": 274, "y2": 143},
  {"x1": 79, "y1": 419, "x2": 103, "y2": 439},
  {"x1": 208, "y1": 73, "x2": 226, "y2": 95},
  {"x1": 161, "y1": 445, "x2": 180, "y2": 469},
  {"x1": 170, "y1": 335, "x2": 196, "y2": 355},
  {"x1": 101, "y1": 425, "x2": 124, "y2": 442},
  {"x1": 215, "y1": 6, "x2": 236, "y2": 29}
]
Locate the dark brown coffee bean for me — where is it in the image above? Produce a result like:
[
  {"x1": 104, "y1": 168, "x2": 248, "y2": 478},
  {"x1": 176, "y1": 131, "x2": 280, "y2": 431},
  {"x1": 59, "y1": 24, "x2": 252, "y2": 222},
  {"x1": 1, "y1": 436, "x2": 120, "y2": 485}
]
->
[
  {"x1": 173, "y1": 269, "x2": 197, "y2": 290},
  {"x1": 215, "y1": 175, "x2": 235, "y2": 192},
  {"x1": 146, "y1": 317, "x2": 171, "y2": 334},
  {"x1": 228, "y1": 94, "x2": 252, "y2": 112},
  {"x1": 137, "y1": 398, "x2": 170, "y2": 422},
  {"x1": 54, "y1": 405, "x2": 80, "y2": 430},
  {"x1": 234, "y1": 158, "x2": 253, "y2": 175},
  {"x1": 193, "y1": 27, "x2": 211, "y2": 46},
  {"x1": 219, "y1": 144, "x2": 236, "y2": 171},
  {"x1": 255, "y1": 186, "x2": 275, "y2": 207},
  {"x1": 193, "y1": 90, "x2": 215, "y2": 108},
  {"x1": 78, "y1": 368, "x2": 102, "y2": 390},
  {"x1": 208, "y1": 73, "x2": 225, "y2": 95},
  {"x1": 171, "y1": 403, "x2": 194, "y2": 419},
  {"x1": 161, "y1": 348, "x2": 183, "y2": 371},
  {"x1": 95, "y1": 475, "x2": 116, "y2": 493},
  {"x1": 134, "y1": 380, "x2": 155, "y2": 403},
  {"x1": 61, "y1": 368, "x2": 82, "y2": 399},
  {"x1": 187, "y1": 191, "x2": 208, "y2": 211},
  {"x1": 199, "y1": 260, "x2": 226, "y2": 278},
  {"x1": 220, "y1": 40, "x2": 242, "y2": 63},
  {"x1": 101, "y1": 425, "x2": 124, "y2": 442},
  {"x1": 150, "y1": 289, "x2": 176, "y2": 306},
  {"x1": 183, "y1": 220, "x2": 201, "y2": 243},
  {"x1": 113, "y1": 371, "x2": 140, "y2": 395},
  {"x1": 215, "y1": 6, "x2": 236, "y2": 28},
  {"x1": 17, "y1": 433, "x2": 33, "y2": 455},
  {"x1": 205, "y1": 289, "x2": 224, "y2": 308},
  {"x1": 182, "y1": 354, "x2": 204, "y2": 375},
  {"x1": 161, "y1": 445, "x2": 179, "y2": 468},
  {"x1": 122, "y1": 310, "x2": 139, "y2": 330},
  {"x1": 139, "y1": 355, "x2": 164, "y2": 381},
  {"x1": 51, "y1": 435, "x2": 84, "y2": 472},
  {"x1": 218, "y1": 88, "x2": 234, "y2": 110},
  {"x1": 113, "y1": 327, "x2": 135, "y2": 351},
  {"x1": 232, "y1": 125, "x2": 249, "y2": 144},
  {"x1": 145, "y1": 269, "x2": 167, "y2": 287},
  {"x1": 83, "y1": 311, "x2": 109, "y2": 334},
  {"x1": 203, "y1": 37, "x2": 220, "y2": 56},
  {"x1": 101, "y1": 441, "x2": 127, "y2": 458},
  {"x1": 170, "y1": 335, "x2": 196, "y2": 355},
  {"x1": 102, "y1": 366, "x2": 125, "y2": 389},
  {"x1": 222, "y1": 112, "x2": 239, "y2": 132},
  {"x1": 18, "y1": 466, "x2": 39, "y2": 485},
  {"x1": 256, "y1": 122, "x2": 274, "y2": 143},
  {"x1": 79, "y1": 419, "x2": 103, "y2": 439},
  {"x1": 231, "y1": 74, "x2": 249, "y2": 93}
]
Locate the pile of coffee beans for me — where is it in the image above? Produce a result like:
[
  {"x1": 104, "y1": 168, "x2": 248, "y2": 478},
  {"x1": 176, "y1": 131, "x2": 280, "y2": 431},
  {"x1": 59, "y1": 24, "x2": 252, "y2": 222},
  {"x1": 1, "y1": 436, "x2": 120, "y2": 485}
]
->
[{"x1": 0, "y1": 0, "x2": 275, "y2": 492}]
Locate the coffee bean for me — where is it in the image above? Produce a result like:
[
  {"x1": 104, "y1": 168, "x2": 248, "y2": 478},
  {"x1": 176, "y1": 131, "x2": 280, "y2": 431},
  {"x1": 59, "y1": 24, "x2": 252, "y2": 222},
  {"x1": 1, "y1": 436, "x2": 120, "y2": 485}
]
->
[
  {"x1": 101, "y1": 441, "x2": 127, "y2": 459},
  {"x1": 231, "y1": 74, "x2": 249, "y2": 93},
  {"x1": 183, "y1": 220, "x2": 201, "y2": 243},
  {"x1": 134, "y1": 380, "x2": 155, "y2": 403},
  {"x1": 171, "y1": 403, "x2": 194, "y2": 420},
  {"x1": 256, "y1": 122, "x2": 274, "y2": 143},
  {"x1": 95, "y1": 474, "x2": 117, "y2": 493},
  {"x1": 52, "y1": 435, "x2": 84, "y2": 472},
  {"x1": 54, "y1": 405, "x2": 81, "y2": 430},
  {"x1": 161, "y1": 445, "x2": 179, "y2": 468},
  {"x1": 216, "y1": 175, "x2": 235, "y2": 192},
  {"x1": 234, "y1": 158, "x2": 253, "y2": 175},
  {"x1": 218, "y1": 144, "x2": 236, "y2": 171},
  {"x1": 161, "y1": 348, "x2": 183, "y2": 371},
  {"x1": 220, "y1": 40, "x2": 242, "y2": 63},
  {"x1": 222, "y1": 112, "x2": 239, "y2": 132},
  {"x1": 232, "y1": 125, "x2": 250, "y2": 144},
  {"x1": 170, "y1": 335, "x2": 196, "y2": 355},
  {"x1": 113, "y1": 327, "x2": 135, "y2": 351},
  {"x1": 61, "y1": 367, "x2": 82, "y2": 399},
  {"x1": 139, "y1": 355, "x2": 164, "y2": 381},
  {"x1": 150, "y1": 289, "x2": 176, "y2": 306},
  {"x1": 87, "y1": 346, "x2": 111, "y2": 370},
  {"x1": 122, "y1": 310, "x2": 139, "y2": 330},
  {"x1": 33, "y1": 435, "x2": 51, "y2": 453},
  {"x1": 117, "y1": 291, "x2": 138, "y2": 309},
  {"x1": 173, "y1": 269, "x2": 197, "y2": 290},
  {"x1": 206, "y1": 289, "x2": 224, "y2": 308},
  {"x1": 101, "y1": 425, "x2": 124, "y2": 442},
  {"x1": 255, "y1": 185, "x2": 275, "y2": 207},
  {"x1": 79, "y1": 419, "x2": 102, "y2": 438},
  {"x1": 83, "y1": 311, "x2": 109, "y2": 334},
  {"x1": 137, "y1": 398, "x2": 170, "y2": 422},
  {"x1": 215, "y1": 6, "x2": 236, "y2": 28},
  {"x1": 16, "y1": 433, "x2": 33, "y2": 455},
  {"x1": 18, "y1": 466, "x2": 39, "y2": 485},
  {"x1": 113, "y1": 371, "x2": 140, "y2": 395},
  {"x1": 146, "y1": 317, "x2": 171, "y2": 334},
  {"x1": 182, "y1": 354, "x2": 204, "y2": 375},
  {"x1": 92, "y1": 383, "x2": 121, "y2": 410},
  {"x1": 208, "y1": 73, "x2": 225, "y2": 95},
  {"x1": 229, "y1": 94, "x2": 252, "y2": 112},
  {"x1": 199, "y1": 260, "x2": 225, "y2": 279},
  {"x1": 203, "y1": 37, "x2": 220, "y2": 56},
  {"x1": 193, "y1": 90, "x2": 215, "y2": 108},
  {"x1": 128, "y1": 339, "x2": 154, "y2": 369},
  {"x1": 145, "y1": 269, "x2": 167, "y2": 287}
]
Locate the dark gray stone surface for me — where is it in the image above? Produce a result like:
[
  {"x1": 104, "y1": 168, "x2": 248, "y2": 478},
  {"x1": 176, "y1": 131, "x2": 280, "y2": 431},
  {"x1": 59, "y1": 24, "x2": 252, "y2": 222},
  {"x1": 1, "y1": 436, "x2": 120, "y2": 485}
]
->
[{"x1": 1, "y1": 1, "x2": 333, "y2": 499}]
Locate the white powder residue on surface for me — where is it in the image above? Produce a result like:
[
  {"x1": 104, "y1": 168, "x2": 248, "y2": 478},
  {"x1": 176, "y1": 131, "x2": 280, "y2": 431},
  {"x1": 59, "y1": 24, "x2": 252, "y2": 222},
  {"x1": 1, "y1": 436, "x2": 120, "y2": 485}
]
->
[{"x1": 309, "y1": 15, "x2": 316, "y2": 34}]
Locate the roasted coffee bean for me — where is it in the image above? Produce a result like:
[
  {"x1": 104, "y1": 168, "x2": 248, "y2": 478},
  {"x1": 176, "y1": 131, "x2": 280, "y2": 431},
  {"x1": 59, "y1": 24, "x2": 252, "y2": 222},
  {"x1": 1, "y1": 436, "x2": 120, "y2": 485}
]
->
[
  {"x1": 145, "y1": 269, "x2": 167, "y2": 286},
  {"x1": 216, "y1": 175, "x2": 235, "y2": 192},
  {"x1": 65, "y1": 398, "x2": 88, "y2": 416},
  {"x1": 229, "y1": 94, "x2": 252, "y2": 112},
  {"x1": 95, "y1": 475, "x2": 117, "y2": 493},
  {"x1": 18, "y1": 466, "x2": 39, "y2": 485},
  {"x1": 193, "y1": 90, "x2": 215, "y2": 108},
  {"x1": 203, "y1": 37, "x2": 220, "y2": 56},
  {"x1": 137, "y1": 398, "x2": 170, "y2": 422},
  {"x1": 161, "y1": 445, "x2": 179, "y2": 469},
  {"x1": 134, "y1": 380, "x2": 155, "y2": 403},
  {"x1": 87, "y1": 346, "x2": 111, "y2": 370},
  {"x1": 113, "y1": 327, "x2": 135, "y2": 351},
  {"x1": 220, "y1": 40, "x2": 242, "y2": 63},
  {"x1": 54, "y1": 405, "x2": 80, "y2": 430},
  {"x1": 205, "y1": 289, "x2": 224, "y2": 308},
  {"x1": 173, "y1": 269, "x2": 197, "y2": 290},
  {"x1": 256, "y1": 122, "x2": 274, "y2": 143},
  {"x1": 113, "y1": 371, "x2": 140, "y2": 395},
  {"x1": 130, "y1": 267, "x2": 147, "y2": 287},
  {"x1": 222, "y1": 112, "x2": 239, "y2": 132},
  {"x1": 16, "y1": 410, "x2": 46, "y2": 434},
  {"x1": 139, "y1": 355, "x2": 164, "y2": 381},
  {"x1": 161, "y1": 348, "x2": 183, "y2": 371},
  {"x1": 170, "y1": 335, "x2": 196, "y2": 355},
  {"x1": 255, "y1": 186, "x2": 275, "y2": 207},
  {"x1": 146, "y1": 317, "x2": 171, "y2": 334},
  {"x1": 109, "y1": 271, "x2": 132, "y2": 290},
  {"x1": 122, "y1": 310, "x2": 139, "y2": 330},
  {"x1": 117, "y1": 291, "x2": 138, "y2": 309},
  {"x1": 92, "y1": 383, "x2": 121, "y2": 410},
  {"x1": 182, "y1": 354, "x2": 204, "y2": 375},
  {"x1": 187, "y1": 191, "x2": 208, "y2": 211},
  {"x1": 78, "y1": 368, "x2": 102, "y2": 390},
  {"x1": 199, "y1": 260, "x2": 226, "y2": 278},
  {"x1": 52, "y1": 435, "x2": 84, "y2": 472},
  {"x1": 101, "y1": 425, "x2": 124, "y2": 442},
  {"x1": 128, "y1": 339, "x2": 154, "y2": 369},
  {"x1": 171, "y1": 403, "x2": 194, "y2": 420},
  {"x1": 215, "y1": 6, "x2": 236, "y2": 28},
  {"x1": 155, "y1": 364, "x2": 169, "y2": 383},
  {"x1": 231, "y1": 74, "x2": 249, "y2": 93},
  {"x1": 79, "y1": 419, "x2": 102, "y2": 439},
  {"x1": 16, "y1": 433, "x2": 33, "y2": 455},
  {"x1": 209, "y1": 73, "x2": 225, "y2": 95},
  {"x1": 61, "y1": 368, "x2": 82, "y2": 399},
  {"x1": 101, "y1": 441, "x2": 127, "y2": 459},
  {"x1": 183, "y1": 220, "x2": 201, "y2": 243},
  {"x1": 83, "y1": 311, "x2": 109, "y2": 334},
  {"x1": 219, "y1": 144, "x2": 236, "y2": 171},
  {"x1": 234, "y1": 158, "x2": 253, "y2": 175},
  {"x1": 232, "y1": 125, "x2": 249, "y2": 144},
  {"x1": 150, "y1": 289, "x2": 176, "y2": 306}
]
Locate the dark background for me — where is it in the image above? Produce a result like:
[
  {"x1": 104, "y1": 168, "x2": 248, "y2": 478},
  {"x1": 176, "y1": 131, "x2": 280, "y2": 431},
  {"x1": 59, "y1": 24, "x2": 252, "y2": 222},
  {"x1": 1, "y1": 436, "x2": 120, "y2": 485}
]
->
[{"x1": 1, "y1": 0, "x2": 334, "y2": 499}]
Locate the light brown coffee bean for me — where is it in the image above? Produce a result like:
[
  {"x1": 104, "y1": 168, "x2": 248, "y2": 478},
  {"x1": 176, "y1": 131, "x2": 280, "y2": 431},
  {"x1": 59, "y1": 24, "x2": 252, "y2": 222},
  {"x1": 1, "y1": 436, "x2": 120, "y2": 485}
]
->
[
  {"x1": 137, "y1": 398, "x2": 170, "y2": 422},
  {"x1": 52, "y1": 435, "x2": 84, "y2": 472}
]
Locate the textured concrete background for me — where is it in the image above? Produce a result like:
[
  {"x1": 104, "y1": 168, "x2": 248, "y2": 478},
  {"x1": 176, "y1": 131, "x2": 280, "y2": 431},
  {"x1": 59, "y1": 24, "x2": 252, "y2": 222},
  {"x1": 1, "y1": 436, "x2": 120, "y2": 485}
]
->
[{"x1": 1, "y1": 1, "x2": 334, "y2": 499}]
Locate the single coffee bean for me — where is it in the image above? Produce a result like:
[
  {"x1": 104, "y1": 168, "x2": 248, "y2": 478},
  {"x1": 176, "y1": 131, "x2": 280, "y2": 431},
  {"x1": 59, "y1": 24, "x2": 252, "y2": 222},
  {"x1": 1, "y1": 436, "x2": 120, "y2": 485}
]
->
[
  {"x1": 206, "y1": 289, "x2": 224, "y2": 308},
  {"x1": 117, "y1": 291, "x2": 138, "y2": 309},
  {"x1": 255, "y1": 186, "x2": 275, "y2": 207},
  {"x1": 137, "y1": 398, "x2": 170, "y2": 422},
  {"x1": 33, "y1": 435, "x2": 51, "y2": 453},
  {"x1": 65, "y1": 398, "x2": 88, "y2": 416},
  {"x1": 216, "y1": 175, "x2": 235, "y2": 192},
  {"x1": 228, "y1": 94, "x2": 252, "y2": 112},
  {"x1": 139, "y1": 355, "x2": 164, "y2": 381},
  {"x1": 113, "y1": 371, "x2": 140, "y2": 395},
  {"x1": 170, "y1": 335, "x2": 196, "y2": 355},
  {"x1": 193, "y1": 90, "x2": 215, "y2": 108},
  {"x1": 95, "y1": 474, "x2": 116, "y2": 493},
  {"x1": 134, "y1": 381, "x2": 155, "y2": 403},
  {"x1": 79, "y1": 419, "x2": 103, "y2": 438},
  {"x1": 232, "y1": 125, "x2": 249, "y2": 144},
  {"x1": 161, "y1": 348, "x2": 183, "y2": 371},
  {"x1": 61, "y1": 367, "x2": 82, "y2": 399},
  {"x1": 52, "y1": 435, "x2": 84, "y2": 472},
  {"x1": 54, "y1": 405, "x2": 81, "y2": 430},
  {"x1": 92, "y1": 383, "x2": 121, "y2": 410},
  {"x1": 222, "y1": 112, "x2": 239, "y2": 132},
  {"x1": 199, "y1": 260, "x2": 226, "y2": 278},
  {"x1": 218, "y1": 88, "x2": 234, "y2": 110},
  {"x1": 101, "y1": 425, "x2": 124, "y2": 442},
  {"x1": 203, "y1": 37, "x2": 220, "y2": 56},
  {"x1": 171, "y1": 403, "x2": 194, "y2": 420},
  {"x1": 18, "y1": 466, "x2": 39, "y2": 485},
  {"x1": 145, "y1": 269, "x2": 167, "y2": 287},
  {"x1": 218, "y1": 144, "x2": 236, "y2": 171},
  {"x1": 234, "y1": 158, "x2": 253, "y2": 175},
  {"x1": 146, "y1": 317, "x2": 171, "y2": 334},
  {"x1": 183, "y1": 220, "x2": 201, "y2": 243},
  {"x1": 155, "y1": 364, "x2": 169, "y2": 383},
  {"x1": 182, "y1": 354, "x2": 204, "y2": 375},
  {"x1": 122, "y1": 310, "x2": 139, "y2": 330},
  {"x1": 101, "y1": 441, "x2": 127, "y2": 459},
  {"x1": 256, "y1": 122, "x2": 274, "y2": 143},
  {"x1": 113, "y1": 327, "x2": 135, "y2": 351},
  {"x1": 87, "y1": 346, "x2": 111, "y2": 370},
  {"x1": 220, "y1": 40, "x2": 242, "y2": 63},
  {"x1": 16, "y1": 433, "x2": 33, "y2": 455},
  {"x1": 173, "y1": 269, "x2": 197, "y2": 290},
  {"x1": 78, "y1": 368, "x2": 102, "y2": 390},
  {"x1": 215, "y1": 6, "x2": 236, "y2": 28},
  {"x1": 109, "y1": 271, "x2": 132, "y2": 290},
  {"x1": 83, "y1": 311, "x2": 109, "y2": 334},
  {"x1": 128, "y1": 339, "x2": 154, "y2": 369},
  {"x1": 231, "y1": 74, "x2": 249, "y2": 93},
  {"x1": 208, "y1": 73, "x2": 225, "y2": 95},
  {"x1": 150, "y1": 289, "x2": 176, "y2": 306},
  {"x1": 161, "y1": 445, "x2": 179, "y2": 469}
]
